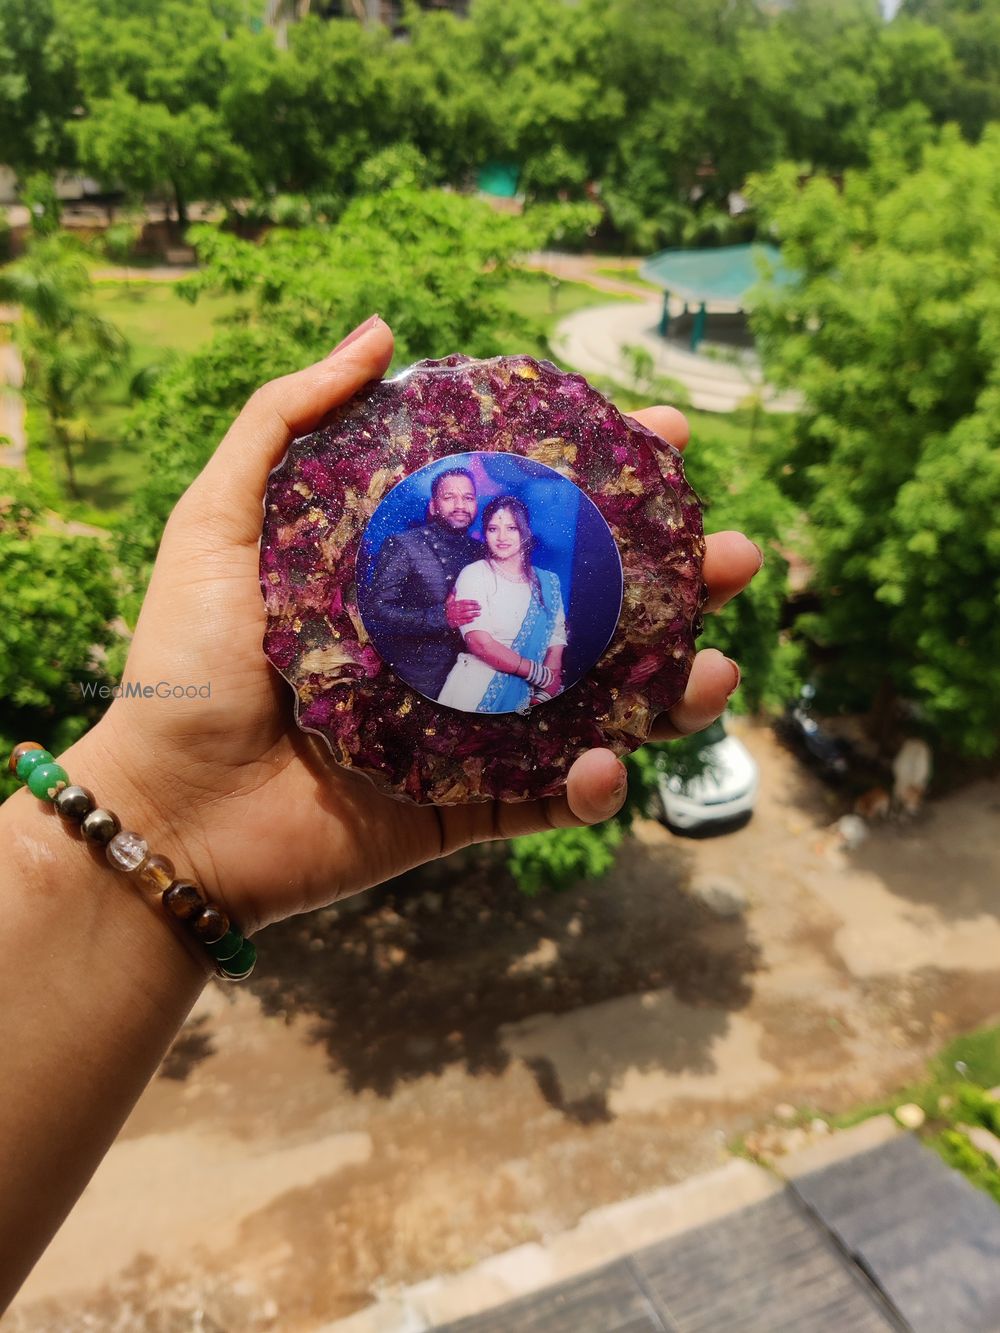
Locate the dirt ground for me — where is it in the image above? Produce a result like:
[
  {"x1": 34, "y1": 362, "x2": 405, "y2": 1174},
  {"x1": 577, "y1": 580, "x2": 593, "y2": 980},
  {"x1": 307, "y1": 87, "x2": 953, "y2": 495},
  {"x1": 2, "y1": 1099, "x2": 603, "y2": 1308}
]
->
[{"x1": 10, "y1": 720, "x2": 1000, "y2": 1332}]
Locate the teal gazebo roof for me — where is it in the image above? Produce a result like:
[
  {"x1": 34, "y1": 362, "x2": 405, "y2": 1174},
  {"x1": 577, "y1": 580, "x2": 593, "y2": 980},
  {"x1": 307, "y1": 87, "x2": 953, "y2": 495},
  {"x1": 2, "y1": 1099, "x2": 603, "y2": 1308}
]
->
[{"x1": 639, "y1": 243, "x2": 793, "y2": 308}]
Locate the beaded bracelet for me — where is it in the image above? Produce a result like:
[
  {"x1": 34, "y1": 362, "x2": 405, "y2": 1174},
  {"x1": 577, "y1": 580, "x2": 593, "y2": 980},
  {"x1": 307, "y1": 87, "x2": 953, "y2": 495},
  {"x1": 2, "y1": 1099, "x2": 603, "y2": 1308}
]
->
[{"x1": 8, "y1": 741, "x2": 256, "y2": 981}]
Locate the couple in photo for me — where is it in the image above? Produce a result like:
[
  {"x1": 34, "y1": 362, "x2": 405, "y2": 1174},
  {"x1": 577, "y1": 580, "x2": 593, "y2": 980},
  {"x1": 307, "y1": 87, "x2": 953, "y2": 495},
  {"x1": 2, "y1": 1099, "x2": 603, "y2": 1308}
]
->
[{"x1": 367, "y1": 468, "x2": 567, "y2": 714}]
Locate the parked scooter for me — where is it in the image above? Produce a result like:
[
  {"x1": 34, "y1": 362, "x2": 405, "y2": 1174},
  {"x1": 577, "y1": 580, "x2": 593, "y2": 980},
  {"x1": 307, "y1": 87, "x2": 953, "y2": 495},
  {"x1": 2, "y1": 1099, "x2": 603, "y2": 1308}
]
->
[{"x1": 774, "y1": 683, "x2": 852, "y2": 783}]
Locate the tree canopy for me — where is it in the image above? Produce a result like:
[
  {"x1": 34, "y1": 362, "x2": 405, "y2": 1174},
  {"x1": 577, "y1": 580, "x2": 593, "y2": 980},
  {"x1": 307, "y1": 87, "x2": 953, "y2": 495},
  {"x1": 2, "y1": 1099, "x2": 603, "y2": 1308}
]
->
[
  {"x1": 751, "y1": 125, "x2": 1000, "y2": 755},
  {"x1": 0, "y1": 0, "x2": 987, "y2": 245}
]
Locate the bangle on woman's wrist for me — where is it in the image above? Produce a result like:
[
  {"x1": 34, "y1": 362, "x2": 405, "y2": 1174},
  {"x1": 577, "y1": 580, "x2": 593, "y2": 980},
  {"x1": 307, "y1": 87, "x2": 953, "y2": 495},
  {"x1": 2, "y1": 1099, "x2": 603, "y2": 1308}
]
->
[{"x1": 8, "y1": 741, "x2": 256, "y2": 981}]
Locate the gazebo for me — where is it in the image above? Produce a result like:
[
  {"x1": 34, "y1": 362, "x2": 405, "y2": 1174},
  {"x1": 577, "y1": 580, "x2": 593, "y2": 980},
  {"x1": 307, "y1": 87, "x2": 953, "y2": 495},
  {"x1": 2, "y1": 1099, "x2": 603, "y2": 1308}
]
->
[{"x1": 639, "y1": 243, "x2": 794, "y2": 351}]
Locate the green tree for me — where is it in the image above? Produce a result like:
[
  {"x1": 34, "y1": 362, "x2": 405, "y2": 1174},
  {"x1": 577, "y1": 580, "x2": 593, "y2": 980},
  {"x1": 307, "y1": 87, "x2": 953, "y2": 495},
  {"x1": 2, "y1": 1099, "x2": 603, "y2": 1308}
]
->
[
  {"x1": 74, "y1": 91, "x2": 251, "y2": 226},
  {"x1": 750, "y1": 126, "x2": 1000, "y2": 755},
  {"x1": 0, "y1": 469, "x2": 121, "y2": 802},
  {"x1": 60, "y1": 0, "x2": 254, "y2": 222},
  {"x1": 0, "y1": 0, "x2": 77, "y2": 176},
  {"x1": 220, "y1": 16, "x2": 398, "y2": 198},
  {"x1": 901, "y1": 0, "x2": 1000, "y2": 138},
  {"x1": 20, "y1": 173, "x2": 63, "y2": 238},
  {"x1": 0, "y1": 237, "x2": 128, "y2": 498}
]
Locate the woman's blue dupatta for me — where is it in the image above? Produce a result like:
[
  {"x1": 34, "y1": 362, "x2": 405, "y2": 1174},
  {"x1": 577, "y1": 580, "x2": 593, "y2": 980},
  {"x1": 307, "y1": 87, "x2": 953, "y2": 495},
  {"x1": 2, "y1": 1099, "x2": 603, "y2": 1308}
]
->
[{"x1": 476, "y1": 569, "x2": 562, "y2": 714}]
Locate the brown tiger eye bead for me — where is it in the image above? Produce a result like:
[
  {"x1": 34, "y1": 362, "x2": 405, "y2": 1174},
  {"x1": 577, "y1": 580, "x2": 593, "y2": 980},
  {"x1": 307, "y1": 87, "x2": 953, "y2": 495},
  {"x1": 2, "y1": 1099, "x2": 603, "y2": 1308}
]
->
[
  {"x1": 9, "y1": 741, "x2": 44, "y2": 773},
  {"x1": 54, "y1": 785, "x2": 95, "y2": 823},
  {"x1": 81, "y1": 808, "x2": 121, "y2": 845},
  {"x1": 191, "y1": 905, "x2": 230, "y2": 944},
  {"x1": 163, "y1": 880, "x2": 205, "y2": 920},
  {"x1": 137, "y1": 854, "x2": 176, "y2": 894}
]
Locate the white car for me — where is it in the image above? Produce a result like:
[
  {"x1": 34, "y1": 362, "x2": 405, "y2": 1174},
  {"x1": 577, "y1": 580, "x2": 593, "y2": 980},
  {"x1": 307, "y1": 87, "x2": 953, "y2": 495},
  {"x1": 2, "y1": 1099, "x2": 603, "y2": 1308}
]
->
[{"x1": 656, "y1": 719, "x2": 759, "y2": 832}]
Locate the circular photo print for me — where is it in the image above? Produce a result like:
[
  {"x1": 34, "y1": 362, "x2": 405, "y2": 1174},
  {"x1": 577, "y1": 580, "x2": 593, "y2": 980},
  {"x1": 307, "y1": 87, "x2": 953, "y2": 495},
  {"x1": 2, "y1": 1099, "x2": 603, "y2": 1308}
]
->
[{"x1": 356, "y1": 452, "x2": 623, "y2": 715}]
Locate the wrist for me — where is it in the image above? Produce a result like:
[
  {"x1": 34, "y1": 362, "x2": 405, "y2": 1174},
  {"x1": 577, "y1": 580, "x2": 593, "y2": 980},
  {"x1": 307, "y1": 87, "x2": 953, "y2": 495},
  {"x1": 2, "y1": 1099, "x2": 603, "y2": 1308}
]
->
[
  {"x1": 1, "y1": 762, "x2": 212, "y2": 994},
  {"x1": 9, "y1": 718, "x2": 220, "y2": 982}
]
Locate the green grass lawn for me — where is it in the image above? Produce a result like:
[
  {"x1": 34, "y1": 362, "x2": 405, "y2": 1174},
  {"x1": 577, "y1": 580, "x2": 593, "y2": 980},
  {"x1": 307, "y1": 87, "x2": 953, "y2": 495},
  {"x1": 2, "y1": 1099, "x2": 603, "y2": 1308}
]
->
[
  {"x1": 595, "y1": 264, "x2": 660, "y2": 291},
  {"x1": 41, "y1": 282, "x2": 242, "y2": 515},
  {"x1": 92, "y1": 281, "x2": 241, "y2": 367}
]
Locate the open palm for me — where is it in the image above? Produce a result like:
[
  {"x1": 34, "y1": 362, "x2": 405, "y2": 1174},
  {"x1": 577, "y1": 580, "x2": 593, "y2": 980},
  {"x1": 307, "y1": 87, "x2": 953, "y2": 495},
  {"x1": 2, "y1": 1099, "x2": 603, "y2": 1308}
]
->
[{"x1": 79, "y1": 319, "x2": 761, "y2": 935}]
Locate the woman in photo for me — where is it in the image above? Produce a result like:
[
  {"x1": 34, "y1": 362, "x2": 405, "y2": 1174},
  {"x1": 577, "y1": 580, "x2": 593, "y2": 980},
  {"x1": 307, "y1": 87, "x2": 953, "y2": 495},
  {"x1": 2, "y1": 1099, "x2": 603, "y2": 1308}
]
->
[{"x1": 437, "y1": 495, "x2": 568, "y2": 714}]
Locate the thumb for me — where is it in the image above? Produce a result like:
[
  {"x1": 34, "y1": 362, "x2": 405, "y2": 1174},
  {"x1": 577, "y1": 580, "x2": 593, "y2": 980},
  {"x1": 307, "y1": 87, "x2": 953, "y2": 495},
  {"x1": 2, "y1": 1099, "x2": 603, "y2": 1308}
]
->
[{"x1": 181, "y1": 315, "x2": 394, "y2": 547}]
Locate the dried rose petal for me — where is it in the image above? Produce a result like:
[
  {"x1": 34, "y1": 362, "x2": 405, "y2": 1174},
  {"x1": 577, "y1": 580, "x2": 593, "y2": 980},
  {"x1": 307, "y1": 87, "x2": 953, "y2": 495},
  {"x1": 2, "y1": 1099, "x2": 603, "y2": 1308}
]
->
[{"x1": 260, "y1": 355, "x2": 706, "y2": 805}]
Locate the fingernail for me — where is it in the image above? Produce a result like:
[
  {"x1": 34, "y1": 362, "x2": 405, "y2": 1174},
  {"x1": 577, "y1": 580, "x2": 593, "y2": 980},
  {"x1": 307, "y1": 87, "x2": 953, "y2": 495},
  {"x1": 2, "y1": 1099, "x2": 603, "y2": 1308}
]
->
[
  {"x1": 725, "y1": 658, "x2": 742, "y2": 696},
  {"x1": 750, "y1": 540, "x2": 765, "y2": 572},
  {"x1": 329, "y1": 314, "x2": 381, "y2": 358},
  {"x1": 612, "y1": 765, "x2": 628, "y2": 796}
]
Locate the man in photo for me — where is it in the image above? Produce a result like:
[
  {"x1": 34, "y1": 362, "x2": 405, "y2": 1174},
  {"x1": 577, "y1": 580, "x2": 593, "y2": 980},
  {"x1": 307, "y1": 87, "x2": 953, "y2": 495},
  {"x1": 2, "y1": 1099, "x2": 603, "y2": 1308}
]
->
[{"x1": 365, "y1": 468, "x2": 485, "y2": 699}]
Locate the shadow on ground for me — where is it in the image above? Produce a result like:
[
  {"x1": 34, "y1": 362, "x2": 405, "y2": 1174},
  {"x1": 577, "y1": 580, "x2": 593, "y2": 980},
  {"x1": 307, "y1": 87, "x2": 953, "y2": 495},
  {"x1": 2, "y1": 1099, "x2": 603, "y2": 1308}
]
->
[{"x1": 233, "y1": 836, "x2": 761, "y2": 1121}]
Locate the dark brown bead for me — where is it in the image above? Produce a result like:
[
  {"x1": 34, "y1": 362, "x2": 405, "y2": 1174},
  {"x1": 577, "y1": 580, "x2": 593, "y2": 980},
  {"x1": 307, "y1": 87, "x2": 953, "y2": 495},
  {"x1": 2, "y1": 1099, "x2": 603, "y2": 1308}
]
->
[
  {"x1": 163, "y1": 881, "x2": 205, "y2": 920},
  {"x1": 53, "y1": 785, "x2": 95, "y2": 822},
  {"x1": 191, "y1": 904, "x2": 230, "y2": 944},
  {"x1": 9, "y1": 742, "x2": 44, "y2": 774},
  {"x1": 81, "y1": 808, "x2": 121, "y2": 845}
]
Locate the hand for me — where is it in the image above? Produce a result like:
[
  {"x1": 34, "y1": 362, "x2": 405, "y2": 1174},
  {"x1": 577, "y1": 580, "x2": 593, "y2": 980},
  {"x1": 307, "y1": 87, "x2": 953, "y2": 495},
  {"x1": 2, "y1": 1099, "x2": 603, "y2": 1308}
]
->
[
  {"x1": 445, "y1": 592, "x2": 481, "y2": 629},
  {"x1": 73, "y1": 319, "x2": 761, "y2": 936}
]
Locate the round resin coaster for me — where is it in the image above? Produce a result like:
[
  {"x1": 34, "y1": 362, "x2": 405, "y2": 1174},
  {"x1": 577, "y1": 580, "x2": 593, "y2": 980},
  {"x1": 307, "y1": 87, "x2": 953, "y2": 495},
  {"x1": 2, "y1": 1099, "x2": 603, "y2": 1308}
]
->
[{"x1": 260, "y1": 355, "x2": 706, "y2": 805}]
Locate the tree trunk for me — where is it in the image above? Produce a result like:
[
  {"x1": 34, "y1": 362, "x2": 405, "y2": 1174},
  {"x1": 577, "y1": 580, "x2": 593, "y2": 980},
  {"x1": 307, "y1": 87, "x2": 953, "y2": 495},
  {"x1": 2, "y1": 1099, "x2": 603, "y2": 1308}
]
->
[
  {"x1": 172, "y1": 180, "x2": 188, "y2": 235},
  {"x1": 52, "y1": 418, "x2": 79, "y2": 499},
  {"x1": 868, "y1": 676, "x2": 899, "y2": 755}
]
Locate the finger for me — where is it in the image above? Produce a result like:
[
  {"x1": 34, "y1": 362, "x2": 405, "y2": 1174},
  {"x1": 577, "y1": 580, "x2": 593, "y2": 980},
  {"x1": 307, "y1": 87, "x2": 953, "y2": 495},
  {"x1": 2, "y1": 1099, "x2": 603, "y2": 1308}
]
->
[
  {"x1": 183, "y1": 315, "x2": 395, "y2": 545},
  {"x1": 703, "y1": 530, "x2": 764, "y2": 612},
  {"x1": 649, "y1": 648, "x2": 740, "y2": 742},
  {"x1": 496, "y1": 747, "x2": 627, "y2": 840},
  {"x1": 627, "y1": 405, "x2": 690, "y2": 451}
]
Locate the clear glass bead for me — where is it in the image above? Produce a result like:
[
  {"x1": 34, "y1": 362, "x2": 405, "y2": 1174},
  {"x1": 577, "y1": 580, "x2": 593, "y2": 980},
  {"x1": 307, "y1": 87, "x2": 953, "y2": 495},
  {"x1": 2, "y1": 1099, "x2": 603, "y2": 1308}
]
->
[
  {"x1": 106, "y1": 830, "x2": 149, "y2": 873},
  {"x1": 137, "y1": 854, "x2": 176, "y2": 893}
]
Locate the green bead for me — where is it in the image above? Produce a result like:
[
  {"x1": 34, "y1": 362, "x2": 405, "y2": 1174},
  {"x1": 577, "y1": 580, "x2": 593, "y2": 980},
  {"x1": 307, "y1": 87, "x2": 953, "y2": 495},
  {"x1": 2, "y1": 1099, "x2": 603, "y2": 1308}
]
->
[
  {"x1": 205, "y1": 929, "x2": 242, "y2": 962},
  {"x1": 219, "y1": 939, "x2": 256, "y2": 980},
  {"x1": 16, "y1": 749, "x2": 54, "y2": 781},
  {"x1": 27, "y1": 762, "x2": 69, "y2": 801}
]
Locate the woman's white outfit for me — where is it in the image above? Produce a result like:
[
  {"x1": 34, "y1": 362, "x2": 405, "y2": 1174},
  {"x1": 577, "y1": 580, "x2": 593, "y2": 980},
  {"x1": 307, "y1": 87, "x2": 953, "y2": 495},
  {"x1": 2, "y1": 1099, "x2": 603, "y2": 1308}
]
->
[{"x1": 437, "y1": 560, "x2": 566, "y2": 712}]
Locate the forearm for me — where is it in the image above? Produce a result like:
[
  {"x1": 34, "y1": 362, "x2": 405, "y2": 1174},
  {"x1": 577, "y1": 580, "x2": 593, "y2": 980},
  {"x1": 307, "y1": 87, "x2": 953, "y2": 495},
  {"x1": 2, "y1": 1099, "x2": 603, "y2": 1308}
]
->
[
  {"x1": 464, "y1": 631, "x2": 528, "y2": 676},
  {"x1": 0, "y1": 721, "x2": 209, "y2": 1310}
]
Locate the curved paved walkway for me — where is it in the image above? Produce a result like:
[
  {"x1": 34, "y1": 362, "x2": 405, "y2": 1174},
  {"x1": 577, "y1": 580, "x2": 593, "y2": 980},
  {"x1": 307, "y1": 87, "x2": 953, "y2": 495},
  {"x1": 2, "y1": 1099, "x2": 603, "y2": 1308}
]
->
[{"x1": 551, "y1": 300, "x2": 801, "y2": 414}]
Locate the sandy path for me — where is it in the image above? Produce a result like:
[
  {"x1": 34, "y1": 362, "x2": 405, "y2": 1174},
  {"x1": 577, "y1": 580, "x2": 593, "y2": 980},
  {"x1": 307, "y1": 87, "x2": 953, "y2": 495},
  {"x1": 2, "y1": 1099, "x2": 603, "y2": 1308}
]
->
[{"x1": 0, "y1": 336, "x2": 25, "y2": 469}]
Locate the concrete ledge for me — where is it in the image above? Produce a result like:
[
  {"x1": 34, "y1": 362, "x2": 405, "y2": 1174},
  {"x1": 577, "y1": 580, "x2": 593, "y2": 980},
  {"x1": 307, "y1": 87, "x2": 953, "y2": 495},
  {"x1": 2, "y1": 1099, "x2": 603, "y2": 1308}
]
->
[
  {"x1": 320, "y1": 1159, "x2": 778, "y2": 1332},
  {"x1": 780, "y1": 1114, "x2": 902, "y2": 1180},
  {"x1": 320, "y1": 1302, "x2": 428, "y2": 1333}
]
